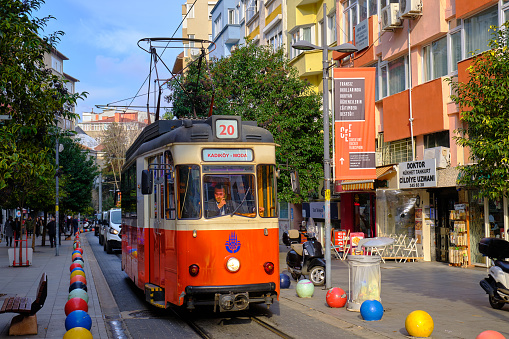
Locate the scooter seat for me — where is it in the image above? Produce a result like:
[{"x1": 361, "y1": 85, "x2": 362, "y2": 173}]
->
[
  {"x1": 494, "y1": 260, "x2": 509, "y2": 273},
  {"x1": 291, "y1": 243, "x2": 303, "y2": 256}
]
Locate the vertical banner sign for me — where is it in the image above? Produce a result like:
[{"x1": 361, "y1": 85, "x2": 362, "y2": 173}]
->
[{"x1": 333, "y1": 68, "x2": 376, "y2": 180}]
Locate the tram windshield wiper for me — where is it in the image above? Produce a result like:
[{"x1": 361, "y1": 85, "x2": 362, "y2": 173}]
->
[{"x1": 230, "y1": 187, "x2": 251, "y2": 216}]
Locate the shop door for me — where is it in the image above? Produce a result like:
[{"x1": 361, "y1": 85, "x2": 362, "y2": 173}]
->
[
  {"x1": 353, "y1": 193, "x2": 375, "y2": 237},
  {"x1": 434, "y1": 188, "x2": 458, "y2": 263}
]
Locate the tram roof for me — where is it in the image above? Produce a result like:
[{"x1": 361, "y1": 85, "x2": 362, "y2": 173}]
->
[{"x1": 125, "y1": 116, "x2": 274, "y2": 163}]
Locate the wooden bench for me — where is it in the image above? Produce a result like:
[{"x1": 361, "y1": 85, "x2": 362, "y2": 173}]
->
[{"x1": 0, "y1": 273, "x2": 47, "y2": 335}]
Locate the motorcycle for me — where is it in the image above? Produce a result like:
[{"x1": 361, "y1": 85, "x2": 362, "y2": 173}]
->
[
  {"x1": 282, "y1": 228, "x2": 326, "y2": 286},
  {"x1": 479, "y1": 237, "x2": 509, "y2": 309}
]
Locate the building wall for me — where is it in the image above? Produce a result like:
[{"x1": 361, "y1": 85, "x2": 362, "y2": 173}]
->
[{"x1": 182, "y1": 0, "x2": 217, "y2": 68}]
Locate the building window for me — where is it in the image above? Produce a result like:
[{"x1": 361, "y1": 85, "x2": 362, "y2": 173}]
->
[
  {"x1": 464, "y1": 5, "x2": 497, "y2": 56},
  {"x1": 327, "y1": 13, "x2": 336, "y2": 45},
  {"x1": 214, "y1": 16, "x2": 221, "y2": 38},
  {"x1": 343, "y1": 0, "x2": 377, "y2": 44},
  {"x1": 186, "y1": 4, "x2": 195, "y2": 18},
  {"x1": 208, "y1": 4, "x2": 214, "y2": 20},
  {"x1": 380, "y1": 55, "x2": 407, "y2": 98},
  {"x1": 449, "y1": 30, "x2": 462, "y2": 73},
  {"x1": 423, "y1": 36, "x2": 447, "y2": 82},
  {"x1": 247, "y1": 0, "x2": 258, "y2": 22},
  {"x1": 424, "y1": 131, "x2": 450, "y2": 149},
  {"x1": 51, "y1": 56, "x2": 62, "y2": 74},
  {"x1": 228, "y1": 9, "x2": 235, "y2": 24},
  {"x1": 290, "y1": 25, "x2": 314, "y2": 59},
  {"x1": 377, "y1": 133, "x2": 414, "y2": 165}
]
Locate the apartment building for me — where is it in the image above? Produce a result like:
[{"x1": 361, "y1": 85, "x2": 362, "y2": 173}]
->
[
  {"x1": 209, "y1": 0, "x2": 246, "y2": 59},
  {"x1": 44, "y1": 48, "x2": 79, "y2": 131},
  {"x1": 177, "y1": 0, "x2": 218, "y2": 73},
  {"x1": 330, "y1": 0, "x2": 509, "y2": 266}
]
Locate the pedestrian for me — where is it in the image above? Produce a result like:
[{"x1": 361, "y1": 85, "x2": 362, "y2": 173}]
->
[
  {"x1": 46, "y1": 216, "x2": 56, "y2": 248},
  {"x1": 4, "y1": 216, "x2": 13, "y2": 247},
  {"x1": 35, "y1": 217, "x2": 42, "y2": 237},
  {"x1": 72, "y1": 216, "x2": 79, "y2": 235},
  {"x1": 13, "y1": 217, "x2": 21, "y2": 242},
  {"x1": 26, "y1": 216, "x2": 34, "y2": 237}
]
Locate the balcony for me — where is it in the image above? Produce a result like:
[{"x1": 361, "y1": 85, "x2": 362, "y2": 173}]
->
[
  {"x1": 222, "y1": 24, "x2": 241, "y2": 44},
  {"x1": 297, "y1": 0, "x2": 320, "y2": 6},
  {"x1": 290, "y1": 50, "x2": 322, "y2": 77}
]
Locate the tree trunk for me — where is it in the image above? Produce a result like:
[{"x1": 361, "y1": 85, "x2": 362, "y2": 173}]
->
[{"x1": 42, "y1": 211, "x2": 47, "y2": 246}]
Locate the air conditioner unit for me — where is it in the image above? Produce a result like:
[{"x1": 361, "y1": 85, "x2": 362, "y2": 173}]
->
[
  {"x1": 399, "y1": 0, "x2": 422, "y2": 18},
  {"x1": 381, "y1": 3, "x2": 402, "y2": 32},
  {"x1": 424, "y1": 146, "x2": 450, "y2": 169}
]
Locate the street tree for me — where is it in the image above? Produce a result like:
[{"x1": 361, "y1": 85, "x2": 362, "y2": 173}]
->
[
  {"x1": 448, "y1": 22, "x2": 509, "y2": 200},
  {"x1": 166, "y1": 42, "x2": 324, "y2": 203},
  {"x1": 0, "y1": 0, "x2": 85, "y2": 212}
]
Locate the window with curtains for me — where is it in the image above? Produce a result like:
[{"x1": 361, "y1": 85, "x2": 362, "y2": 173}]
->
[
  {"x1": 423, "y1": 36, "x2": 448, "y2": 82},
  {"x1": 464, "y1": 6, "x2": 498, "y2": 56},
  {"x1": 380, "y1": 55, "x2": 407, "y2": 98}
]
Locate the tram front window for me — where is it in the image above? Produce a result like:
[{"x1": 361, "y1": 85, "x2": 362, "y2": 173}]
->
[
  {"x1": 204, "y1": 175, "x2": 256, "y2": 218},
  {"x1": 176, "y1": 165, "x2": 201, "y2": 219}
]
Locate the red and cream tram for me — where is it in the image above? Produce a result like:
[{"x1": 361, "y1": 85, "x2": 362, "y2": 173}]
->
[{"x1": 121, "y1": 115, "x2": 279, "y2": 311}]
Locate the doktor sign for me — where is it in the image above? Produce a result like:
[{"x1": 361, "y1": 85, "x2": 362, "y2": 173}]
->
[{"x1": 398, "y1": 159, "x2": 437, "y2": 189}]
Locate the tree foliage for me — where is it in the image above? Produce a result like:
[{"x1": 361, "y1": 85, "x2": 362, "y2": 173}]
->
[
  {"x1": 448, "y1": 22, "x2": 509, "y2": 200},
  {"x1": 166, "y1": 42, "x2": 324, "y2": 203},
  {"x1": 0, "y1": 0, "x2": 85, "y2": 210}
]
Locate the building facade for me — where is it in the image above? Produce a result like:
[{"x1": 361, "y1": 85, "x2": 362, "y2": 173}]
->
[{"x1": 331, "y1": 0, "x2": 509, "y2": 267}]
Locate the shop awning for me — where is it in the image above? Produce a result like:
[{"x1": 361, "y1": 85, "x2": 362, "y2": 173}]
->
[
  {"x1": 341, "y1": 179, "x2": 374, "y2": 191},
  {"x1": 376, "y1": 165, "x2": 396, "y2": 179}
]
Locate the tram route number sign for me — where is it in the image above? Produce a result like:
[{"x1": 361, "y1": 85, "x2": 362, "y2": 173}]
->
[
  {"x1": 398, "y1": 159, "x2": 437, "y2": 189},
  {"x1": 215, "y1": 119, "x2": 238, "y2": 139}
]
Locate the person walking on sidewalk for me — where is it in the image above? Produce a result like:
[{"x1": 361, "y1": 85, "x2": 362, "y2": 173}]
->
[
  {"x1": 4, "y1": 217, "x2": 13, "y2": 247},
  {"x1": 72, "y1": 216, "x2": 79, "y2": 236},
  {"x1": 46, "y1": 216, "x2": 56, "y2": 248}
]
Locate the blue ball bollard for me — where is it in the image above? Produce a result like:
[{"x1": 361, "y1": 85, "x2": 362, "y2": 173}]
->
[
  {"x1": 296, "y1": 279, "x2": 314, "y2": 298},
  {"x1": 65, "y1": 310, "x2": 92, "y2": 331},
  {"x1": 360, "y1": 300, "x2": 384, "y2": 321},
  {"x1": 71, "y1": 267, "x2": 85, "y2": 275},
  {"x1": 69, "y1": 281, "x2": 88, "y2": 293},
  {"x1": 280, "y1": 273, "x2": 291, "y2": 289}
]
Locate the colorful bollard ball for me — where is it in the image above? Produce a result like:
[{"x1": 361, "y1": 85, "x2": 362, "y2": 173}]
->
[
  {"x1": 72, "y1": 250, "x2": 82, "y2": 256},
  {"x1": 72, "y1": 256, "x2": 84, "y2": 263},
  {"x1": 296, "y1": 279, "x2": 314, "y2": 298},
  {"x1": 280, "y1": 273, "x2": 291, "y2": 289},
  {"x1": 73, "y1": 259, "x2": 85, "y2": 268},
  {"x1": 70, "y1": 270, "x2": 86, "y2": 279},
  {"x1": 65, "y1": 297, "x2": 89, "y2": 316},
  {"x1": 70, "y1": 275, "x2": 87, "y2": 286},
  {"x1": 72, "y1": 253, "x2": 82, "y2": 261},
  {"x1": 73, "y1": 243, "x2": 80, "y2": 250},
  {"x1": 71, "y1": 267, "x2": 85, "y2": 275},
  {"x1": 326, "y1": 287, "x2": 347, "y2": 308},
  {"x1": 70, "y1": 263, "x2": 83, "y2": 272},
  {"x1": 405, "y1": 310, "x2": 434, "y2": 337},
  {"x1": 68, "y1": 288, "x2": 88, "y2": 304},
  {"x1": 63, "y1": 327, "x2": 93, "y2": 339},
  {"x1": 360, "y1": 300, "x2": 384, "y2": 321},
  {"x1": 69, "y1": 281, "x2": 87, "y2": 293},
  {"x1": 65, "y1": 310, "x2": 92, "y2": 331},
  {"x1": 476, "y1": 330, "x2": 506, "y2": 339}
]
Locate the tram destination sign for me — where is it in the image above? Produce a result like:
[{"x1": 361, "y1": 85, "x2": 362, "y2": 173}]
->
[
  {"x1": 203, "y1": 149, "x2": 253, "y2": 162},
  {"x1": 398, "y1": 159, "x2": 437, "y2": 189}
]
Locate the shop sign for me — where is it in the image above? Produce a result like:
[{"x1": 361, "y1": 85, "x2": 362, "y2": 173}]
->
[
  {"x1": 398, "y1": 159, "x2": 437, "y2": 189},
  {"x1": 309, "y1": 202, "x2": 325, "y2": 219}
]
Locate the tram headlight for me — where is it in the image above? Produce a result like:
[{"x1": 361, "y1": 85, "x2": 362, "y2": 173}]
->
[
  {"x1": 226, "y1": 257, "x2": 240, "y2": 273},
  {"x1": 263, "y1": 262, "x2": 275, "y2": 275},
  {"x1": 189, "y1": 264, "x2": 200, "y2": 277}
]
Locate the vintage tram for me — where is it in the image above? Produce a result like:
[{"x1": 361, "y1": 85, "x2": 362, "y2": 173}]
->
[{"x1": 120, "y1": 115, "x2": 279, "y2": 312}]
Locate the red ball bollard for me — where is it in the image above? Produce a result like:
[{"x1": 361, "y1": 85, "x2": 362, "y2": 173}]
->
[
  {"x1": 64, "y1": 297, "x2": 88, "y2": 316},
  {"x1": 75, "y1": 248, "x2": 83, "y2": 255},
  {"x1": 70, "y1": 263, "x2": 83, "y2": 272},
  {"x1": 326, "y1": 287, "x2": 347, "y2": 308},
  {"x1": 70, "y1": 275, "x2": 87, "y2": 286},
  {"x1": 476, "y1": 330, "x2": 506, "y2": 339}
]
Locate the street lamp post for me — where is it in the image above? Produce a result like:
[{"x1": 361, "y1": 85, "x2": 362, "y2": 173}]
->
[{"x1": 293, "y1": 3, "x2": 357, "y2": 290}]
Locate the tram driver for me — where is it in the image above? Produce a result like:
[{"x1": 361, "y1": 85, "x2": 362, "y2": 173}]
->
[{"x1": 205, "y1": 184, "x2": 236, "y2": 218}]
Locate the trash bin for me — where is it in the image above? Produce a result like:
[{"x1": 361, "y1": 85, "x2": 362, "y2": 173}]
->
[{"x1": 346, "y1": 255, "x2": 381, "y2": 312}]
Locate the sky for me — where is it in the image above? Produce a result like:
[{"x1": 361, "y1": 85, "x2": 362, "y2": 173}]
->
[{"x1": 36, "y1": 0, "x2": 185, "y2": 119}]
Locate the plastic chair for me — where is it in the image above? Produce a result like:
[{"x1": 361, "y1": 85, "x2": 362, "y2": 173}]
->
[{"x1": 400, "y1": 238, "x2": 418, "y2": 263}]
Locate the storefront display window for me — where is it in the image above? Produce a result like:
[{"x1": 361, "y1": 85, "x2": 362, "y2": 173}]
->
[{"x1": 376, "y1": 190, "x2": 417, "y2": 238}]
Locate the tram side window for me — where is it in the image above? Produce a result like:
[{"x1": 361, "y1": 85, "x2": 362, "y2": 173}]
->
[
  {"x1": 165, "y1": 151, "x2": 175, "y2": 220},
  {"x1": 176, "y1": 165, "x2": 201, "y2": 219},
  {"x1": 257, "y1": 165, "x2": 277, "y2": 218},
  {"x1": 121, "y1": 164, "x2": 136, "y2": 217}
]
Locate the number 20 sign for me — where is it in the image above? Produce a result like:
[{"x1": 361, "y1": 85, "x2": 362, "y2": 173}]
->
[{"x1": 215, "y1": 119, "x2": 238, "y2": 139}]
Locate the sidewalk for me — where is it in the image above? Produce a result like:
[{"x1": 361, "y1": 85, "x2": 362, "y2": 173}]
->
[
  {"x1": 0, "y1": 234, "x2": 108, "y2": 338},
  {"x1": 278, "y1": 244, "x2": 509, "y2": 338}
]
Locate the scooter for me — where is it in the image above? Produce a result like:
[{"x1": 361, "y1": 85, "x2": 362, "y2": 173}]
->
[
  {"x1": 282, "y1": 228, "x2": 326, "y2": 286},
  {"x1": 479, "y1": 237, "x2": 509, "y2": 309}
]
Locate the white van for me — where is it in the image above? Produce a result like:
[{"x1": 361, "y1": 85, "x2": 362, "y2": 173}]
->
[{"x1": 101, "y1": 208, "x2": 122, "y2": 254}]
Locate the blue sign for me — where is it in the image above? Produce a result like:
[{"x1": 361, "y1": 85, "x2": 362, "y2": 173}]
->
[{"x1": 225, "y1": 232, "x2": 241, "y2": 253}]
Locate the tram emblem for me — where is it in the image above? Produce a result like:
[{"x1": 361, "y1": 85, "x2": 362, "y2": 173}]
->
[{"x1": 225, "y1": 232, "x2": 241, "y2": 253}]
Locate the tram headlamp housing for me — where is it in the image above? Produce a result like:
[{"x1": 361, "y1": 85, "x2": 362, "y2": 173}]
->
[
  {"x1": 263, "y1": 262, "x2": 275, "y2": 275},
  {"x1": 189, "y1": 264, "x2": 200, "y2": 277},
  {"x1": 226, "y1": 257, "x2": 240, "y2": 272}
]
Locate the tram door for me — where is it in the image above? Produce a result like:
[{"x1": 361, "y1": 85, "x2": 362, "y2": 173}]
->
[{"x1": 149, "y1": 155, "x2": 163, "y2": 286}]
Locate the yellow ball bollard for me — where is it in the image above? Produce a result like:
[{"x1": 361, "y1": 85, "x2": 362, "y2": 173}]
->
[
  {"x1": 63, "y1": 327, "x2": 93, "y2": 339},
  {"x1": 405, "y1": 310, "x2": 434, "y2": 337},
  {"x1": 70, "y1": 270, "x2": 86, "y2": 279}
]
